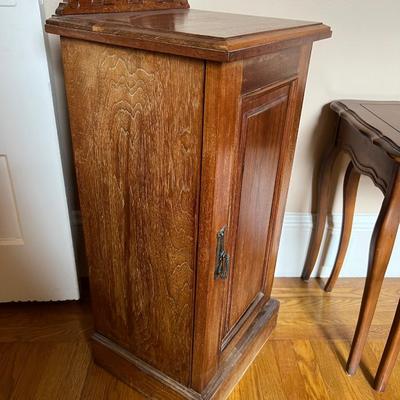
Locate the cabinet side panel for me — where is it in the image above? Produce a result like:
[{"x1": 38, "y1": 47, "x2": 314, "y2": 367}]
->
[{"x1": 61, "y1": 38, "x2": 204, "y2": 385}]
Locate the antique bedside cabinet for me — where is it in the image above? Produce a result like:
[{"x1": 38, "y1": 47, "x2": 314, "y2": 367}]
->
[{"x1": 46, "y1": 2, "x2": 331, "y2": 399}]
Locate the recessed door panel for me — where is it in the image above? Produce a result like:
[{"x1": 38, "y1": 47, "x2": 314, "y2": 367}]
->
[{"x1": 226, "y1": 84, "x2": 291, "y2": 334}]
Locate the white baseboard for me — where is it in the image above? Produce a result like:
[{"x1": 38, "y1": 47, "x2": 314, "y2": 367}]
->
[{"x1": 276, "y1": 212, "x2": 400, "y2": 278}]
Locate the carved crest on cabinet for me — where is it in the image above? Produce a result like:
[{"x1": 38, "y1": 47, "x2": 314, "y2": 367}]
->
[{"x1": 56, "y1": 0, "x2": 190, "y2": 15}]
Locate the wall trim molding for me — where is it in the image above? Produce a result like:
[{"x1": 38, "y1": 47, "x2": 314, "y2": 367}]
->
[{"x1": 276, "y1": 212, "x2": 400, "y2": 277}]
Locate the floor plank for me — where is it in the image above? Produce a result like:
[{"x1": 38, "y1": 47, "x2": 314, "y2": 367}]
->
[
  {"x1": 230, "y1": 343, "x2": 287, "y2": 400},
  {"x1": 291, "y1": 340, "x2": 330, "y2": 400},
  {"x1": 272, "y1": 340, "x2": 308, "y2": 400},
  {"x1": 311, "y1": 340, "x2": 372, "y2": 400},
  {"x1": 0, "y1": 278, "x2": 399, "y2": 399},
  {"x1": 33, "y1": 341, "x2": 91, "y2": 400},
  {"x1": 0, "y1": 344, "x2": 30, "y2": 400},
  {"x1": 80, "y1": 362, "x2": 146, "y2": 400}
]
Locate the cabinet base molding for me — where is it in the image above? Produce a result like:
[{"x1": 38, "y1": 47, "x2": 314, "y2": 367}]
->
[{"x1": 92, "y1": 299, "x2": 279, "y2": 400}]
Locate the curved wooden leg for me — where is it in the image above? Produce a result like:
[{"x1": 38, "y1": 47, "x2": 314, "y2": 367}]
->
[
  {"x1": 325, "y1": 161, "x2": 360, "y2": 292},
  {"x1": 346, "y1": 172, "x2": 400, "y2": 375},
  {"x1": 374, "y1": 299, "x2": 400, "y2": 392},
  {"x1": 302, "y1": 145, "x2": 340, "y2": 280}
]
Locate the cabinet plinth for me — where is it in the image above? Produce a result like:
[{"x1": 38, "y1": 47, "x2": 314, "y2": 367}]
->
[{"x1": 46, "y1": 7, "x2": 330, "y2": 399}]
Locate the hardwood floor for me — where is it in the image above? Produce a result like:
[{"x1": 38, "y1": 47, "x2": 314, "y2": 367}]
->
[{"x1": 1, "y1": 278, "x2": 399, "y2": 399}]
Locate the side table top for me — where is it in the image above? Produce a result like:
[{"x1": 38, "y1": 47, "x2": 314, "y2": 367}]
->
[
  {"x1": 45, "y1": 9, "x2": 331, "y2": 62},
  {"x1": 331, "y1": 100, "x2": 400, "y2": 160}
]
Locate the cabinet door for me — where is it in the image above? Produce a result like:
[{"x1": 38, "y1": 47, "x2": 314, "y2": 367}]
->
[
  {"x1": 192, "y1": 45, "x2": 311, "y2": 390},
  {"x1": 222, "y1": 80, "x2": 298, "y2": 349}
]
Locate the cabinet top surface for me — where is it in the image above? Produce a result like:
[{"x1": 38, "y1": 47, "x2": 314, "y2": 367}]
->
[
  {"x1": 45, "y1": 9, "x2": 331, "y2": 61},
  {"x1": 331, "y1": 100, "x2": 400, "y2": 159}
]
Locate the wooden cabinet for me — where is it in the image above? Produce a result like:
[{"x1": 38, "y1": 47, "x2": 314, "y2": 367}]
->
[{"x1": 46, "y1": 2, "x2": 331, "y2": 399}]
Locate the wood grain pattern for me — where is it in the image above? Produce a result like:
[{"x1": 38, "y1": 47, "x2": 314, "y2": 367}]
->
[
  {"x1": 0, "y1": 300, "x2": 92, "y2": 343},
  {"x1": 191, "y1": 60, "x2": 244, "y2": 392},
  {"x1": 309, "y1": 340, "x2": 358, "y2": 400},
  {"x1": 56, "y1": 0, "x2": 190, "y2": 15},
  {"x1": 202, "y1": 300, "x2": 279, "y2": 400},
  {"x1": 61, "y1": 38, "x2": 204, "y2": 385},
  {"x1": 347, "y1": 170, "x2": 400, "y2": 376},
  {"x1": 272, "y1": 278, "x2": 398, "y2": 342},
  {"x1": 271, "y1": 340, "x2": 308, "y2": 400},
  {"x1": 259, "y1": 44, "x2": 313, "y2": 301},
  {"x1": 45, "y1": 9, "x2": 332, "y2": 62},
  {"x1": 301, "y1": 144, "x2": 341, "y2": 281},
  {"x1": 331, "y1": 101, "x2": 400, "y2": 160},
  {"x1": 291, "y1": 340, "x2": 330, "y2": 399},
  {"x1": 324, "y1": 161, "x2": 360, "y2": 292},
  {"x1": 58, "y1": 40, "x2": 326, "y2": 399},
  {"x1": 227, "y1": 84, "x2": 290, "y2": 331},
  {"x1": 91, "y1": 333, "x2": 201, "y2": 400},
  {"x1": 375, "y1": 300, "x2": 400, "y2": 391},
  {"x1": 79, "y1": 361, "x2": 146, "y2": 400},
  {"x1": 192, "y1": 43, "x2": 315, "y2": 396},
  {"x1": 2, "y1": 279, "x2": 400, "y2": 398},
  {"x1": 303, "y1": 111, "x2": 398, "y2": 281},
  {"x1": 338, "y1": 119, "x2": 396, "y2": 194},
  {"x1": 242, "y1": 47, "x2": 300, "y2": 94},
  {"x1": 91, "y1": 300, "x2": 278, "y2": 400},
  {"x1": 50, "y1": 8, "x2": 331, "y2": 397}
]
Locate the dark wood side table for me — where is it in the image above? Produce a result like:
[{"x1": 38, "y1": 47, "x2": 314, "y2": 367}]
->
[
  {"x1": 303, "y1": 100, "x2": 400, "y2": 391},
  {"x1": 45, "y1": 1, "x2": 331, "y2": 399}
]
